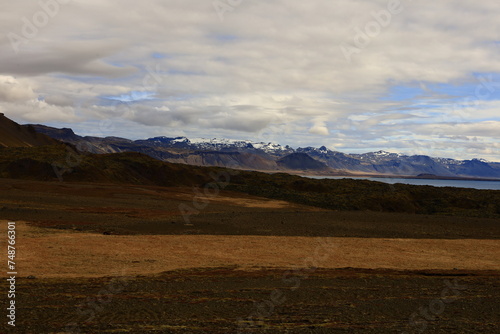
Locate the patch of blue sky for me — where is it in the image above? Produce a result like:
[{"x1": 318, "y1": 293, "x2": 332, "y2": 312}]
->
[
  {"x1": 381, "y1": 85, "x2": 425, "y2": 102},
  {"x1": 384, "y1": 73, "x2": 500, "y2": 103},
  {"x1": 167, "y1": 69, "x2": 206, "y2": 76},
  {"x1": 425, "y1": 73, "x2": 500, "y2": 101},
  {"x1": 151, "y1": 52, "x2": 172, "y2": 59},
  {"x1": 101, "y1": 91, "x2": 156, "y2": 103}
]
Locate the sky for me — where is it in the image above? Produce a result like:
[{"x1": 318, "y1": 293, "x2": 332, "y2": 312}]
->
[{"x1": 0, "y1": 0, "x2": 499, "y2": 161}]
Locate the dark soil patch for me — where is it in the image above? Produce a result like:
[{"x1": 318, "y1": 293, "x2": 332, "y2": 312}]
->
[
  {"x1": 0, "y1": 179, "x2": 498, "y2": 239},
  {"x1": 3, "y1": 268, "x2": 499, "y2": 333}
]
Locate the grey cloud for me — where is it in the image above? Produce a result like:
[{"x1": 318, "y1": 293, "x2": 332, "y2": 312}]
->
[
  {"x1": 0, "y1": 40, "x2": 136, "y2": 77},
  {"x1": 43, "y1": 94, "x2": 74, "y2": 107},
  {"x1": 0, "y1": 0, "x2": 499, "y2": 160}
]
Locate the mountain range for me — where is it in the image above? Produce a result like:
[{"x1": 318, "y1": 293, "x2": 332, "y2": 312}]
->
[{"x1": 28, "y1": 122, "x2": 500, "y2": 179}]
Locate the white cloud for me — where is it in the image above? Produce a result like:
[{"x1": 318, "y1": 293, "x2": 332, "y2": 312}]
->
[
  {"x1": 0, "y1": 76, "x2": 36, "y2": 102},
  {"x1": 0, "y1": 0, "x2": 499, "y2": 160},
  {"x1": 0, "y1": 99, "x2": 79, "y2": 123}
]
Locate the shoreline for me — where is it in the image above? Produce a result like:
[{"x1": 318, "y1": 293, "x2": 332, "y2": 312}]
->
[{"x1": 266, "y1": 170, "x2": 500, "y2": 182}]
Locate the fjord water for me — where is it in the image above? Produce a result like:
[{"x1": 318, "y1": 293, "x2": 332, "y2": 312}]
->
[{"x1": 306, "y1": 176, "x2": 500, "y2": 190}]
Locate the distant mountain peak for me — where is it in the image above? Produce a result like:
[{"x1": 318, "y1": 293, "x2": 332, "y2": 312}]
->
[
  {"x1": 373, "y1": 150, "x2": 392, "y2": 156},
  {"x1": 22, "y1": 121, "x2": 500, "y2": 179}
]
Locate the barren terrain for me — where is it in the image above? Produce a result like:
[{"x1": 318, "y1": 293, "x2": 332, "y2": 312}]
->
[
  {"x1": 5, "y1": 221, "x2": 500, "y2": 279},
  {"x1": 0, "y1": 178, "x2": 499, "y2": 333}
]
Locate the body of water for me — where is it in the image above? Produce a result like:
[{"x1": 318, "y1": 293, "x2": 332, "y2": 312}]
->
[{"x1": 305, "y1": 176, "x2": 500, "y2": 190}]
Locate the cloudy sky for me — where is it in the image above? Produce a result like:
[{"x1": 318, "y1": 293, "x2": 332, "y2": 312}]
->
[{"x1": 1, "y1": 0, "x2": 499, "y2": 160}]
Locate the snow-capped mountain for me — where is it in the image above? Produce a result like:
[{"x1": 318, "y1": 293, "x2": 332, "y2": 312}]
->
[
  {"x1": 142, "y1": 136, "x2": 293, "y2": 155},
  {"x1": 251, "y1": 141, "x2": 292, "y2": 154},
  {"x1": 29, "y1": 124, "x2": 500, "y2": 179},
  {"x1": 350, "y1": 150, "x2": 408, "y2": 162}
]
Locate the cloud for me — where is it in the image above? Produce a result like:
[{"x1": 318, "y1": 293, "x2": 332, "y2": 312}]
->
[
  {"x1": 0, "y1": 76, "x2": 36, "y2": 102},
  {"x1": 2, "y1": 99, "x2": 79, "y2": 123},
  {"x1": 309, "y1": 125, "x2": 329, "y2": 136},
  {"x1": 43, "y1": 94, "x2": 75, "y2": 107},
  {"x1": 0, "y1": 0, "x2": 499, "y2": 160},
  {"x1": 309, "y1": 118, "x2": 330, "y2": 135},
  {"x1": 0, "y1": 40, "x2": 136, "y2": 77}
]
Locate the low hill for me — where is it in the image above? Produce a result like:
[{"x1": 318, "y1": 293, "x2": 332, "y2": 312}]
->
[
  {"x1": 0, "y1": 145, "x2": 214, "y2": 186},
  {"x1": 277, "y1": 153, "x2": 329, "y2": 170},
  {"x1": 0, "y1": 113, "x2": 59, "y2": 147},
  {"x1": 0, "y1": 144, "x2": 499, "y2": 218}
]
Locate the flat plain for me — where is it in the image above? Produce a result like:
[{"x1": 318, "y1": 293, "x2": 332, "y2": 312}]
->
[{"x1": 0, "y1": 178, "x2": 499, "y2": 333}]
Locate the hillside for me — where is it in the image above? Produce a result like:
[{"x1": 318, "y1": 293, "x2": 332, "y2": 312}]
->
[
  {"x1": 277, "y1": 152, "x2": 329, "y2": 170},
  {"x1": 0, "y1": 144, "x2": 499, "y2": 218},
  {"x1": 0, "y1": 113, "x2": 59, "y2": 147}
]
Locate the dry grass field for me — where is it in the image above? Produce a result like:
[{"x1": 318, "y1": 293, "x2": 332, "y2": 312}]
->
[{"x1": 0, "y1": 178, "x2": 499, "y2": 333}]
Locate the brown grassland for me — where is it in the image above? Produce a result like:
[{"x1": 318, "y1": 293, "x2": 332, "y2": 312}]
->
[
  {"x1": 0, "y1": 176, "x2": 499, "y2": 333},
  {"x1": 0, "y1": 145, "x2": 499, "y2": 333}
]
